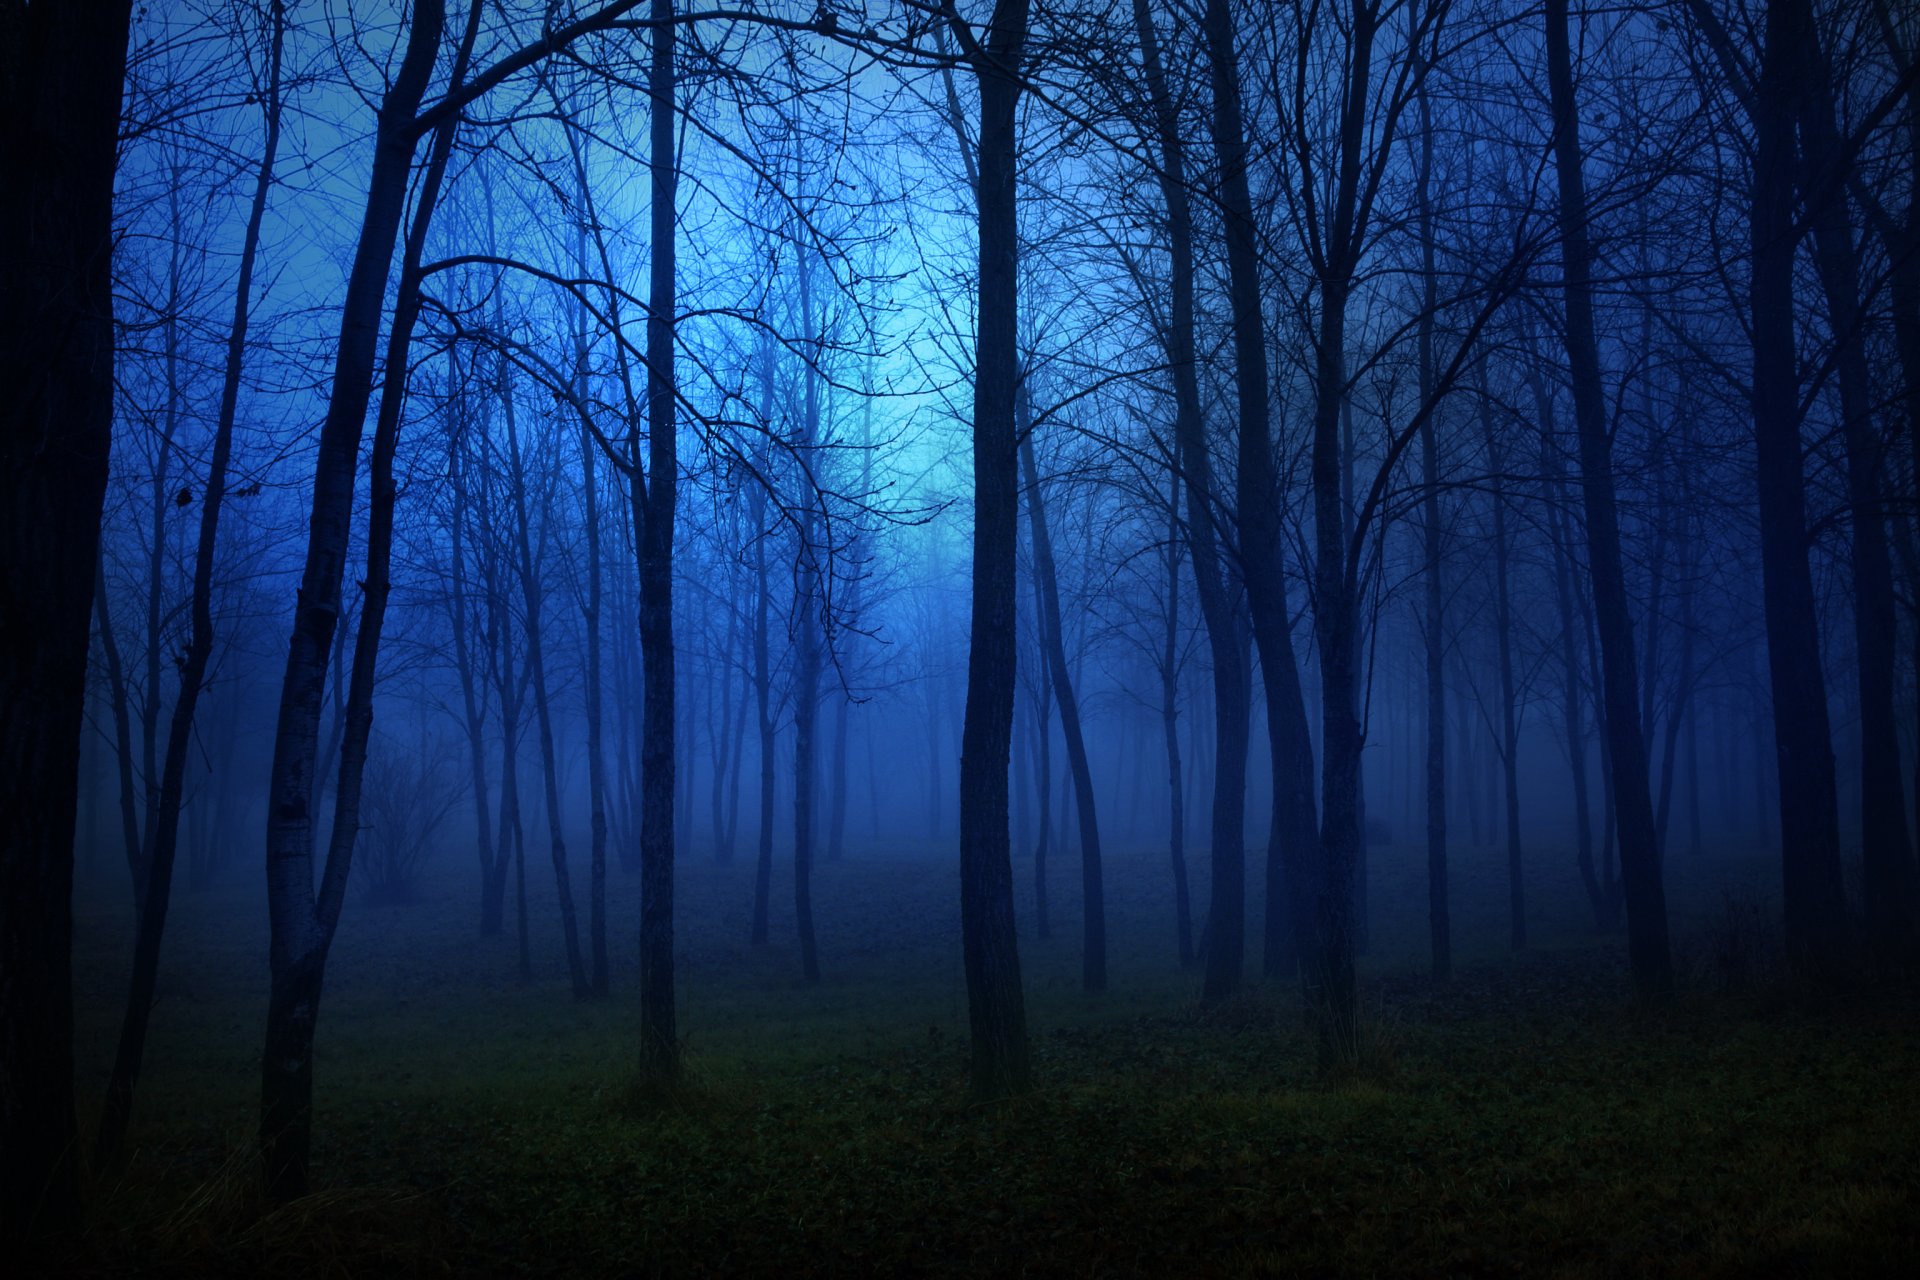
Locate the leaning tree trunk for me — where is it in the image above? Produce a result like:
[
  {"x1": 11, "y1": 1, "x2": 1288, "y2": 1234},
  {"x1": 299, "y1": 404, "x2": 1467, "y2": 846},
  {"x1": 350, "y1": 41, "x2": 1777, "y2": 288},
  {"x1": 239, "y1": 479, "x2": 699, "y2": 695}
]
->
[
  {"x1": 1018, "y1": 412, "x2": 1105, "y2": 991},
  {"x1": 0, "y1": 0, "x2": 134, "y2": 1232},
  {"x1": 501, "y1": 359, "x2": 590, "y2": 999},
  {"x1": 258, "y1": 0, "x2": 448, "y2": 1200},
  {"x1": 956, "y1": 0, "x2": 1034, "y2": 1099},
  {"x1": 1132, "y1": 0, "x2": 1254, "y2": 1001},
  {"x1": 1543, "y1": 0, "x2": 1673, "y2": 999},
  {"x1": 1197, "y1": 0, "x2": 1318, "y2": 986},
  {"x1": 94, "y1": 2, "x2": 286, "y2": 1169}
]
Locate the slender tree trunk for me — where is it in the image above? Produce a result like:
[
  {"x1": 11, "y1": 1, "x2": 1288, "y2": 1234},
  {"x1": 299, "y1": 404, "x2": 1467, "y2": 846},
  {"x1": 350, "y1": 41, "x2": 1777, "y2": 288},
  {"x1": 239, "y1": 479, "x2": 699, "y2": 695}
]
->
[
  {"x1": 1416, "y1": 75, "x2": 1450, "y2": 980},
  {"x1": 447, "y1": 372, "x2": 500, "y2": 936},
  {"x1": 96, "y1": 564, "x2": 148, "y2": 899},
  {"x1": 502, "y1": 364, "x2": 589, "y2": 998},
  {"x1": 502, "y1": 707, "x2": 531, "y2": 979},
  {"x1": 713, "y1": 599, "x2": 738, "y2": 865},
  {"x1": 139, "y1": 173, "x2": 187, "y2": 908},
  {"x1": 750, "y1": 351, "x2": 776, "y2": 947},
  {"x1": 94, "y1": 5, "x2": 286, "y2": 1168},
  {"x1": 827, "y1": 686, "x2": 849, "y2": 862},
  {"x1": 1201, "y1": 0, "x2": 1318, "y2": 987},
  {"x1": 1534, "y1": 380, "x2": 1606, "y2": 928},
  {"x1": 1480, "y1": 386, "x2": 1524, "y2": 951},
  {"x1": 1162, "y1": 470, "x2": 1195, "y2": 969},
  {"x1": 1018, "y1": 409, "x2": 1104, "y2": 991},
  {"x1": 636, "y1": 0, "x2": 681, "y2": 1087},
  {"x1": 1133, "y1": 0, "x2": 1252, "y2": 1001},
  {"x1": 1031, "y1": 650, "x2": 1053, "y2": 940},
  {"x1": 792, "y1": 250, "x2": 823, "y2": 984},
  {"x1": 577, "y1": 356, "x2": 610, "y2": 996},
  {"x1": 1544, "y1": 0, "x2": 1672, "y2": 998}
]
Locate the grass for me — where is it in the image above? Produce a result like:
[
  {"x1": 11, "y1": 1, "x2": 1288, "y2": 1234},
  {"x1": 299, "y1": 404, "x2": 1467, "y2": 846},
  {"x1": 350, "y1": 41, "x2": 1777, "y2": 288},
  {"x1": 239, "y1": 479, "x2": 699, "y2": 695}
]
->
[{"x1": 49, "y1": 834, "x2": 1920, "y2": 1275}]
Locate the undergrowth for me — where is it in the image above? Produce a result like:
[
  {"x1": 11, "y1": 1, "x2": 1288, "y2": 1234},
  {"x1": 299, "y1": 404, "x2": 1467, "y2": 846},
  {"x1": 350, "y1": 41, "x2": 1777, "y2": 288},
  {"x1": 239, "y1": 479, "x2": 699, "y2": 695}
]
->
[{"x1": 46, "y1": 848, "x2": 1920, "y2": 1276}]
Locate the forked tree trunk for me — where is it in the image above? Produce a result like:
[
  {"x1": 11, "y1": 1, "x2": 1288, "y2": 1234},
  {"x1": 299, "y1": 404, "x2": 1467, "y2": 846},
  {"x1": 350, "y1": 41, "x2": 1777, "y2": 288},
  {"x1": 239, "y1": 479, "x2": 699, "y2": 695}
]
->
[{"x1": 259, "y1": 0, "x2": 448, "y2": 1199}]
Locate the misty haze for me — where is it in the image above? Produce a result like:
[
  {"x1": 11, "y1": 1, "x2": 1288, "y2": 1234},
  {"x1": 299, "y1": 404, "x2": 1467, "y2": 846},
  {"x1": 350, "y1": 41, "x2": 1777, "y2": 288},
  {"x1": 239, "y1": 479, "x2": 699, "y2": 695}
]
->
[{"x1": 3, "y1": 0, "x2": 1918, "y2": 1274}]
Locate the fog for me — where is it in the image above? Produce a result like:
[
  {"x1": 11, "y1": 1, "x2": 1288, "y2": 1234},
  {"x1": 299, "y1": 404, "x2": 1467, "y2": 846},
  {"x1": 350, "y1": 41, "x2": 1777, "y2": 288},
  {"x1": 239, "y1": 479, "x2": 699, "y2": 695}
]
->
[{"x1": 7, "y1": 0, "x2": 1917, "y2": 1270}]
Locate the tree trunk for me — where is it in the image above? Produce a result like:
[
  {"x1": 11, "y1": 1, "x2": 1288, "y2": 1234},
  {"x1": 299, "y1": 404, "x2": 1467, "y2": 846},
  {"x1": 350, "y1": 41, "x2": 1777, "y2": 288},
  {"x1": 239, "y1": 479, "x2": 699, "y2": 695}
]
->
[
  {"x1": 1197, "y1": 0, "x2": 1318, "y2": 987},
  {"x1": 94, "y1": 3, "x2": 286, "y2": 1168},
  {"x1": 1162, "y1": 470, "x2": 1195, "y2": 969},
  {"x1": 636, "y1": 0, "x2": 681, "y2": 1088},
  {"x1": 576, "y1": 343, "x2": 611, "y2": 996},
  {"x1": 1018, "y1": 409, "x2": 1105, "y2": 991},
  {"x1": 1132, "y1": 0, "x2": 1252, "y2": 1001},
  {"x1": 956, "y1": 0, "x2": 1033, "y2": 1099},
  {"x1": 446, "y1": 364, "x2": 500, "y2": 936},
  {"x1": 1031, "y1": 645, "x2": 1053, "y2": 940},
  {"x1": 750, "y1": 344, "x2": 777, "y2": 948},
  {"x1": 1747, "y1": 0, "x2": 1851, "y2": 978},
  {"x1": 1543, "y1": 0, "x2": 1672, "y2": 998},
  {"x1": 1534, "y1": 377, "x2": 1607, "y2": 929},
  {"x1": 1796, "y1": 26, "x2": 1914, "y2": 957},
  {"x1": 96, "y1": 562, "x2": 148, "y2": 899},
  {"x1": 793, "y1": 250, "x2": 823, "y2": 985},
  {"x1": 259, "y1": 0, "x2": 446, "y2": 1199},
  {"x1": 1416, "y1": 75, "x2": 1450, "y2": 980},
  {"x1": 1480, "y1": 384, "x2": 1524, "y2": 951},
  {"x1": 501, "y1": 361, "x2": 590, "y2": 998},
  {"x1": 0, "y1": 0, "x2": 134, "y2": 1231}
]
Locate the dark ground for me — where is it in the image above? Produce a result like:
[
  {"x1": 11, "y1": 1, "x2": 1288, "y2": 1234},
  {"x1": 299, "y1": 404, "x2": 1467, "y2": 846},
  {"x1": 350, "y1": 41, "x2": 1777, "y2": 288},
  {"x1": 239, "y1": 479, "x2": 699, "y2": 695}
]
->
[{"x1": 47, "y1": 823, "x2": 1920, "y2": 1275}]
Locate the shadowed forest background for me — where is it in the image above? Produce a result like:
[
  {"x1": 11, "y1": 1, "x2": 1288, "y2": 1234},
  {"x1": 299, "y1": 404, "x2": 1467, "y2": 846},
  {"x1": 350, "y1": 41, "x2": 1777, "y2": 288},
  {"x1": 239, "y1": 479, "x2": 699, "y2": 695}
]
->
[{"x1": 3, "y1": 0, "x2": 1919, "y2": 1273}]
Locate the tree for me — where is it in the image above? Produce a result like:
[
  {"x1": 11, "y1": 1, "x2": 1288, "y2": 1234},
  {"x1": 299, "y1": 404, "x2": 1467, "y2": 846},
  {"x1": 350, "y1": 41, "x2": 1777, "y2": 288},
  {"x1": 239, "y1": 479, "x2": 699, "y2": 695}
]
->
[
  {"x1": 1543, "y1": 0, "x2": 1673, "y2": 999},
  {"x1": 952, "y1": 0, "x2": 1034, "y2": 1099},
  {"x1": 0, "y1": 0, "x2": 135, "y2": 1232}
]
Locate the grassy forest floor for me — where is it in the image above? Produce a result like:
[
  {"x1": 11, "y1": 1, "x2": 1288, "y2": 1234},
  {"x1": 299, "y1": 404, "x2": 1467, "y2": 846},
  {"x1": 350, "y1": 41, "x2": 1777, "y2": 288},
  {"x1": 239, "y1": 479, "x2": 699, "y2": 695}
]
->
[{"x1": 50, "y1": 829, "x2": 1920, "y2": 1276}]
